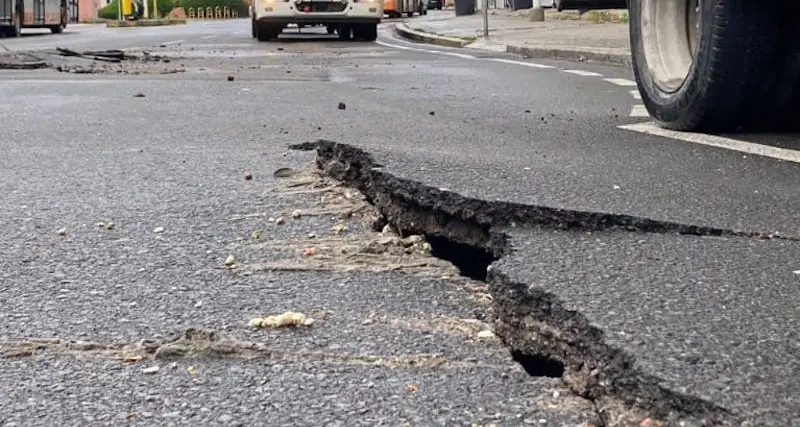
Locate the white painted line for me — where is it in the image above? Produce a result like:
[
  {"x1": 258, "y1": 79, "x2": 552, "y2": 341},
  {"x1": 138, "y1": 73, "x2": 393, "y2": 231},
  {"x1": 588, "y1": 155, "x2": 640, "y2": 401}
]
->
[
  {"x1": 604, "y1": 77, "x2": 637, "y2": 87},
  {"x1": 563, "y1": 69, "x2": 603, "y2": 77},
  {"x1": 619, "y1": 121, "x2": 800, "y2": 164},
  {"x1": 439, "y1": 51, "x2": 476, "y2": 59},
  {"x1": 630, "y1": 89, "x2": 641, "y2": 100},
  {"x1": 201, "y1": 35, "x2": 217, "y2": 39},
  {"x1": 376, "y1": 40, "x2": 428, "y2": 51},
  {"x1": 161, "y1": 39, "x2": 184, "y2": 45},
  {"x1": 376, "y1": 40, "x2": 473, "y2": 58},
  {"x1": 488, "y1": 58, "x2": 555, "y2": 69},
  {"x1": 629, "y1": 105, "x2": 649, "y2": 117}
]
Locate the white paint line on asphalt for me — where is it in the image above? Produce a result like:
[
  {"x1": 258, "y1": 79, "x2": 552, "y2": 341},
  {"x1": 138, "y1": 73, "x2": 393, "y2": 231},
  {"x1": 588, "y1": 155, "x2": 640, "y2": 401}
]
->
[
  {"x1": 376, "y1": 40, "x2": 431, "y2": 52},
  {"x1": 161, "y1": 39, "x2": 184, "y2": 45},
  {"x1": 630, "y1": 89, "x2": 641, "y2": 100},
  {"x1": 604, "y1": 77, "x2": 636, "y2": 87},
  {"x1": 439, "y1": 51, "x2": 477, "y2": 59},
  {"x1": 619, "y1": 122, "x2": 800, "y2": 164},
  {"x1": 201, "y1": 35, "x2": 218, "y2": 39},
  {"x1": 563, "y1": 69, "x2": 603, "y2": 77},
  {"x1": 375, "y1": 40, "x2": 473, "y2": 58},
  {"x1": 629, "y1": 105, "x2": 649, "y2": 117},
  {"x1": 487, "y1": 58, "x2": 555, "y2": 69}
]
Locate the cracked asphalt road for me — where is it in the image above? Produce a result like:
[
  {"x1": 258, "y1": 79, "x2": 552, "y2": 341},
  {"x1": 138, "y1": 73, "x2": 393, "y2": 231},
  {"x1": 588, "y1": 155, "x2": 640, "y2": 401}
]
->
[{"x1": 1, "y1": 17, "x2": 798, "y2": 426}]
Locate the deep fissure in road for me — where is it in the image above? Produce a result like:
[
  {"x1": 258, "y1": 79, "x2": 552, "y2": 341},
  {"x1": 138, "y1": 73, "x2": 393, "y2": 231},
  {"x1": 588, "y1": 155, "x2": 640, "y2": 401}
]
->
[
  {"x1": 511, "y1": 350, "x2": 565, "y2": 378},
  {"x1": 425, "y1": 235, "x2": 495, "y2": 281},
  {"x1": 290, "y1": 139, "x2": 746, "y2": 427}
]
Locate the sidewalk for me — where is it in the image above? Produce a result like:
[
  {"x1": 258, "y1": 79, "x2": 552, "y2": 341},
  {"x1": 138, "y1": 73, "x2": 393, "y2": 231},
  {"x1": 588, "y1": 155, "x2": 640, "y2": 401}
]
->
[{"x1": 399, "y1": 8, "x2": 631, "y2": 65}]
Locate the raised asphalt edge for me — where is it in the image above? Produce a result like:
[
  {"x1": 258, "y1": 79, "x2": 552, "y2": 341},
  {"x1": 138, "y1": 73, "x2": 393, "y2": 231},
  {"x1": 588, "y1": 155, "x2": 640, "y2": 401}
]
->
[{"x1": 393, "y1": 23, "x2": 472, "y2": 48}]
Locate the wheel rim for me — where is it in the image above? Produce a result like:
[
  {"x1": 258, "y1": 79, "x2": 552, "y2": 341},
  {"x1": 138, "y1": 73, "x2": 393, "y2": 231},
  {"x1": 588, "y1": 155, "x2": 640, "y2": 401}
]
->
[{"x1": 640, "y1": 0, "x2": 701, "y2": 93}]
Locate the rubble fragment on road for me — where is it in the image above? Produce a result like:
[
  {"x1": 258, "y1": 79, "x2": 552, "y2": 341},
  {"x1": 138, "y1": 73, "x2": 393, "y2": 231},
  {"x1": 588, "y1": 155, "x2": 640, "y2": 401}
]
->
[
  {"x1": 0, "y1": 46, "x2": 186, "y2": 74},
  {"x1": 249, "y1": 311, "x2": 315, "y2": 328}
]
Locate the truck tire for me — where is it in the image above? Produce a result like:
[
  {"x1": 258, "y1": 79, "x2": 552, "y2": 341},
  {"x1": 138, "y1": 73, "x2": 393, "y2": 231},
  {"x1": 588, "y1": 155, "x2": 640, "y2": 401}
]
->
[
  {"x1": 338, "y1": 25, "x2": 352, "y2": 40},
  {"x1": 256, "y1": 24, "x2": 280, "y2": 41},
  {"x1": 50, "y1": 6, "x2": 67, "y2": 33},
  {"x1": 630, "y1": 0, "x2": 781, "y2": 132},
  {"x1": 360, "y1": 23, "x2": 377, "y2": 41}
]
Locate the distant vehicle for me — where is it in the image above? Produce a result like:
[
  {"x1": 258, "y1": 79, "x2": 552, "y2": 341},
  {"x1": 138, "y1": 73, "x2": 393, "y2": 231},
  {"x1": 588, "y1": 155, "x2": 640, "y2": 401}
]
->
[
  {"x1": 250, "y1": 0, "x2": 382, "y2": 41},
  {"x1": 0, "y1": 0, "x2": 68, "y2": 36},
  {"x1": 383, "y1": 0, "x2": 423, "y2": 18},
  {"x1": 426, "y1": 0, "x2": 441, "y2": 9}
]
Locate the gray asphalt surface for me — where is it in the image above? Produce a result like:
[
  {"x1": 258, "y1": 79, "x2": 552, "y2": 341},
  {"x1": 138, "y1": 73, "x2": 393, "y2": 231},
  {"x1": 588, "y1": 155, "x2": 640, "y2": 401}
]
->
[
  {"x1": 496, "y1": 228, "x2": 800, "y2": 426},
  {"x1": 1, "y1": 16, "x2": 798, "y2": 426}
]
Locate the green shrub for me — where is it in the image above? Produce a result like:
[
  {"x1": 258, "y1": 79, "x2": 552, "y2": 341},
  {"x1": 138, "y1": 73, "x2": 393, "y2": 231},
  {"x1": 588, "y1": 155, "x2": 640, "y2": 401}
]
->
[
  {"x1": 97, "y1": 0, "x2": 175, "y2": 19},
  {"x1": 98, "y1": 0, "x2": 120, "y2": 19},
  {"x1": 178, "y1": 0, "x2": 248, "y2": 17}
]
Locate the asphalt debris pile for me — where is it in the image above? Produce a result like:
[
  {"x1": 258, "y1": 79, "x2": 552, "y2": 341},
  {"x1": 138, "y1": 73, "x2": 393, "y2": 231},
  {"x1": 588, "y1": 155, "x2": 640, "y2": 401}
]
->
[
  {"x1": 0, "y1": 46, "x2": 186, "y2": 75},
  {"x1": 0, "y1": 51, "x2": 49, "y2": 70},
  {"x1": 229, "y1": 163, "x2": 460, "y2": 278},
  {"x1": 52, "y1": 47, "x2": 186, "y2": 75}
]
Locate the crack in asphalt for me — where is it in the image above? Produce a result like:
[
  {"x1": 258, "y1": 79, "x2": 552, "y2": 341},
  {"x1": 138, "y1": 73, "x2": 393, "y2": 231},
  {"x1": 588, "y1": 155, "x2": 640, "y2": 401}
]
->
[{"x1": 289, "y1": 139, "x2": 752, "y2": 427}]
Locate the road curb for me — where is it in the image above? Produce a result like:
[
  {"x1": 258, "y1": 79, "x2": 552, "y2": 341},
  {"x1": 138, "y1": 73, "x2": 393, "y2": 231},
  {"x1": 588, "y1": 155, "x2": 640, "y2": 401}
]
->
[
  {"x1": 106, "y1": 19, "x2": 187, "y2": 28},
  {"x1": 394, "y1": 23, "x2": 471, "y2": 48},
  {"x1": 505, "y1": 44, "x2": 631, "y2": 67}
]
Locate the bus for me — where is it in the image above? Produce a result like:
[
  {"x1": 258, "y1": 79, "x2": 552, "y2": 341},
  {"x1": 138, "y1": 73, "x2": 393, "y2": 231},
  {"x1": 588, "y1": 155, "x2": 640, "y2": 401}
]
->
[
  {"x1": 383, "y1": 0, "x2": 424, "y2": 18},
  {"x1": 0, "y1": 0, "x2": 68, "y2": 37}
]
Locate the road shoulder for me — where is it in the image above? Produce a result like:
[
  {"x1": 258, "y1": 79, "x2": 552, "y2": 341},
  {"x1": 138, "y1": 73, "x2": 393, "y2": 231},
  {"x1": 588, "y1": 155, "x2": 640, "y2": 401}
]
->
[{"x1": 396, "y1": 9, "x2": 631, "y2": 66}]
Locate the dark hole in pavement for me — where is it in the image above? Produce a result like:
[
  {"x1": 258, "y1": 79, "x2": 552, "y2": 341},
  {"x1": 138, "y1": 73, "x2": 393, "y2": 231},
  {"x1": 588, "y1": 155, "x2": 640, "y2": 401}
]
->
[
  {"x1": 511, "y1": 350, "x2": 565, "y2": 378},
  {"x1": 425, "y1": 236, "x2": 496, "y2": 281}
]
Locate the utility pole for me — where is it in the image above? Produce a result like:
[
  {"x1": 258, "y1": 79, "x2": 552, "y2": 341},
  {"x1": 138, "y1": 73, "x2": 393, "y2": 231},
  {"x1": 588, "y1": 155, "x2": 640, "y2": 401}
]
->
[{"x1": 482, "y1": 0, "x2": 488, "y2": 38}]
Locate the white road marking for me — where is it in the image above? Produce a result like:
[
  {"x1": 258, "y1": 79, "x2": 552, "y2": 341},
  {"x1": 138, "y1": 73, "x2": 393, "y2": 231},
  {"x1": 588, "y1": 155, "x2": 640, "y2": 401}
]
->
[
  {"x1": 563, "y1": 69, "x2": 603, "y2": 77},
  {"x1": 161, "y1": 39, "x2": 184, "y2": 45},
  {"x1": 487, "y1": 58, "x2": 555, "y2": 69},
  {"x1": 376, "y1": 40, "x2": 431, "y2": 52},
  {"x1": 201, "y1": 35, "x2": 218, "y2": 39},
  {"x1": 619, "y1": 121, "x2": 800, "y2": 164},
  {"x1": 604, "y1": 77, "x2": 636, "y2": 87},
  {"x1": 629, "y1": 105, "x2": 649, "y2": 117},
  {"x1": 630, "y1": 89, "x2": 641, "y2": 100},
  {"x1": 375, "y1": 40, "x2": 474, "y2": 58},
  {"x1": 439, "y1": 51, "x2": 476, "y2": 59}
]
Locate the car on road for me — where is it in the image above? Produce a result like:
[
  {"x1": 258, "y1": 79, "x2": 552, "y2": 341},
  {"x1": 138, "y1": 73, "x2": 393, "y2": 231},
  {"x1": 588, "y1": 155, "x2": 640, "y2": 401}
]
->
[
  {"x1": 384, "y1": 0, "x2": 425, "y2": 18},
  {"x1": 427, "y1": 0, "x2": 442, "y2": 10},
  {"x1": 250, "y1": 0, "x2": 383, "y2": 41}
]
